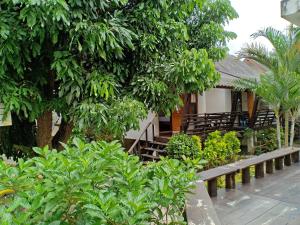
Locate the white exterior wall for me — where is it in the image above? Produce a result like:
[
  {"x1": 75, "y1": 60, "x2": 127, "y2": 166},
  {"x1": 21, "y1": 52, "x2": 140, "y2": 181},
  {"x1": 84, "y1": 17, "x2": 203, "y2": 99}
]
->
[
  {"x1": 0, "y1": 103, "x2": 12, "y2": 126},
  {"x1": 198, "y1": 88, "x2": 232, "y2": 113},
  {"x1": 125, "y1": 111, "x2": 159, "y2": 141}
]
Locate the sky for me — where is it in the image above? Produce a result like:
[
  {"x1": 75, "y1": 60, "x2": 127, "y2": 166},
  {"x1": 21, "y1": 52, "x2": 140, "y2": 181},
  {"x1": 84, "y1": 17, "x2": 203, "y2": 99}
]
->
[{"x1": 226, "y1": 0, "x2": 290, "y2": 55}]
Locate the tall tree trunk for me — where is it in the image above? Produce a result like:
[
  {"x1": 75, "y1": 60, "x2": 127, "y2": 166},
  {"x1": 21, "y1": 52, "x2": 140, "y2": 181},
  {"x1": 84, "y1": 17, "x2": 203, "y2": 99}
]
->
[
  {"x1": 290, "y1": 116, "x2": 296, "y2": 147},
  {"x1": 276, "y1": 115, "x2": 282, "y2": 149},
  {"x1": 52, "y1": 120, "x2": 73, "y2": 150},
  {"x1": 36, "y1": 111, "x2": 52, "y2": 148},
  {"x1": 284, "y1": 112, "x2": 289, "y2": 148}
]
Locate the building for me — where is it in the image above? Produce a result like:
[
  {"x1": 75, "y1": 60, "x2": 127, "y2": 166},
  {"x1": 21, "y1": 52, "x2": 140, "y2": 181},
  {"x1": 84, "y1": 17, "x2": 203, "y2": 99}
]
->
[
  {"x1": 281, "y1": 0, "x2": 300, "y2": 26},
  {"x1": 126, "y1": 55, "x2": 273, "y2": 144}
]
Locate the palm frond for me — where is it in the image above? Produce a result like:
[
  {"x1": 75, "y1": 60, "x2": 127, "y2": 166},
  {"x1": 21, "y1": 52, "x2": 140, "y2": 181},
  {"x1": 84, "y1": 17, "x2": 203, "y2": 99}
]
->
[
  {"x1": 233, "y1": 77, "x2": 258, "y2": 92},
  {"x1": 251, "y1": 27, "x2": 288, "y2": 62},
  {"x1": 238, "y1": 43, "x2": 279, "y2": 72}
]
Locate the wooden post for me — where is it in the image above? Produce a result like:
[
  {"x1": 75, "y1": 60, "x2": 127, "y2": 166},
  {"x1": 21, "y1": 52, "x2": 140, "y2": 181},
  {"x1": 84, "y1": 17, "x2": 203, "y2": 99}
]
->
[
  {"x1": 255, "y1": 163, "x2": 264, "y2": 178},
  {"x1": 225, "y1": 173, "x2": 236, "y2": 189},
  {"x1": 266, "y1": 160, "x2": 274, "y2": 174},
  {"x1": 152, "y1": 123, "x2": 155, "y2": 141},
  {"x1": 275, "y1": 157, "x2": 284, "y2": 170},
  {"x1": 284, "y1": 154, "x2": 292, "y2": 166},
  {"x1": 247, "y1": 92, "x2": 255, "y2": 119},
  {"x1": 207, "y1": 178, "x2": 217, "y2": 197},
  {"x1": 292, "y1": 152, "x2": 299, "y2": 163},
  {"x1": 145, "y1": 128, "x2": 148, "y2": 147},
  {"x1": 242, "y1": 167, "x2": 251, "y2": 184}
]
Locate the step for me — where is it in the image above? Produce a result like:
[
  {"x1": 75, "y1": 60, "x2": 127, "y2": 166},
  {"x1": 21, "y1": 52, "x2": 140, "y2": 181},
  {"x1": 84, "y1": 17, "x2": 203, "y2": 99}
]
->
[
  {"x1": 151, "y1": 141, "x2": 167, "y2": 147},
  {"x1": 141, "y1": 154, "x2": 160, "y2": 160},
  {"x1": 143, "y1": 147, "x2": 167, "y2": 154}
]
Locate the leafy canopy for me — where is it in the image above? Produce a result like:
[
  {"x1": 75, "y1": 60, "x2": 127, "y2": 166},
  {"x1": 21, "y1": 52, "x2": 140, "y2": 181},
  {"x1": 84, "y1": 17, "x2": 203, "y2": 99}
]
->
[{"x1": 0, "y1": 0, "x2": 237, "y2": 141}]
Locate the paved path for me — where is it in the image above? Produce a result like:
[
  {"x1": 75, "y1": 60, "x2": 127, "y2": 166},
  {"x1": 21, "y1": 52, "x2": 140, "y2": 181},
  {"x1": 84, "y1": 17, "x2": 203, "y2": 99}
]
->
[{"x1": 212, "y1": 162, "x2": 300, "y2": 225}]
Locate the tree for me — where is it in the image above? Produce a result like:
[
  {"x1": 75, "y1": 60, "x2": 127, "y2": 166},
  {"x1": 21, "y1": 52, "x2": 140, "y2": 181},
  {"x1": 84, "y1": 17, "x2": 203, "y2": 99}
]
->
[
  {"x1": 235, "y1": 73, "x2": 285, "y2": 148},
  {"x1": 281, "y1": 72, "x2": 300, "y2": 147},
  {"x1": 0, "y1": 0, "x2": 237, "y2": 150},
  {"x1": 237, "y1": 26, "x2": 300, "y2": 148}
]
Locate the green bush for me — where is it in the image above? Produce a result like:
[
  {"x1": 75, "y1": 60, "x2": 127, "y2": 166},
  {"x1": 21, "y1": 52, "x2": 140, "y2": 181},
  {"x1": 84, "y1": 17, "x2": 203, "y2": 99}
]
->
[
  {"x1": 0, "y1": 139, "x2": 197, "y2": 225},
  {"x1": 203, "y1": 131, "x2": 241, "y2": 168},
  {"x1": 166, "y1": 133, "x2": 201, "y2": 159},
  {"x1": 223, "y1": 131, "x2": 241, "y2": 161},
  {"x1": 255, "y1": 128, "x2": 280, "y2": 155}
]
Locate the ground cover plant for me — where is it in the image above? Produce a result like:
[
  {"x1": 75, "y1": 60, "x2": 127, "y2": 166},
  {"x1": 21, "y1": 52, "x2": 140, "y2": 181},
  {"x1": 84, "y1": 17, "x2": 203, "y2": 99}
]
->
[{"x1": 0, "y1": 139, "x2": 197, "y2": 225}]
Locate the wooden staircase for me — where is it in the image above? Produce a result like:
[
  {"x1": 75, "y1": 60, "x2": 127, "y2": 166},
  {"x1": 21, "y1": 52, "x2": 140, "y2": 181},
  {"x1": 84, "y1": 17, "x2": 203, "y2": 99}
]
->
[
  {"x1": 128, "y1": 115, "x2": 169, "y2": 162},
  {"x1": 140, "y1": 141, "x2": 167, "y2": 162}
]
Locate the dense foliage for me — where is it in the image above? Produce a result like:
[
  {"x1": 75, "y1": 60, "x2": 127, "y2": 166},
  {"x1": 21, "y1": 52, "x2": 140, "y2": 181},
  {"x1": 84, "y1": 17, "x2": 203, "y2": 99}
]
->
[
  {"x1": 0, "y1": 139, "x2": 197, "y2": 225},
  {"x1": 0, "y1": 0, "x2": 237, "y2": 149},
  {"x1": 166, "y1": 134, "x2": 202, "y2": 159},
  {"x1": 255, "y1": 128, "x2": 278, "y2": 155},
  {"x1": 166, "y1": 131, "x2": 241, "y2": 168},
  {"x1": 203, "y1": 131, "x2": 240, "y2": 168}
]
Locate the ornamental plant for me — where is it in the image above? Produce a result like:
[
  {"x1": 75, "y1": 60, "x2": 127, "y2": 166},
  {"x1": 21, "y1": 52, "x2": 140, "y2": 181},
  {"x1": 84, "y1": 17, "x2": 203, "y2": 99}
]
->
[
  {"x1": 166, "y1": 133, "x2": 202, "y2": 160},
  {"x1": 203, "y1": 131, "x2": 241, "y2": 168},
  {"x1": 255, "y1": 128, "x2": 282, "y2": 155},
  {"x1": 0, "y1": 139, "x2": 197, "y2": 225},
  {"x1": 223, "y1": 131, "x2": 241, "y2": 161}
]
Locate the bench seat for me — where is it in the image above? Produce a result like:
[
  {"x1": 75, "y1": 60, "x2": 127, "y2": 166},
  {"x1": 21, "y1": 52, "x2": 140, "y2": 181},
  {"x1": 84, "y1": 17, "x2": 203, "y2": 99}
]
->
[{"x1": 199, "y1": 147, "x2": 300, "y2": 197}]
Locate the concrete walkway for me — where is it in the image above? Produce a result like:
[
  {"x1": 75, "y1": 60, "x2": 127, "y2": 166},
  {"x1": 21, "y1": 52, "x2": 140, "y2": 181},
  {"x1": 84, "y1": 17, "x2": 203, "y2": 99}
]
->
[{"x1": 212, "y1": 162, "x2": 300, "y2": 225}]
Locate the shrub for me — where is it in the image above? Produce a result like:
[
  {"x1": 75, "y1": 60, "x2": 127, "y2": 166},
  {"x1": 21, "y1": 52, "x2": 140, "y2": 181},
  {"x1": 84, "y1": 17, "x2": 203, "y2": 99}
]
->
[
  {"x1": 203, "y1": 131, "x2": 226, "y2": 167},
  {"x1": 223, "y1": 131, "x2": 241, "y2": 161},
  {"x1": 166, "y1": 133, "x2": 201, "y2": 159},
  {"x1": 203, "y1": 131, "x2": 241, "y2": 168},
  {"x1": 0, "y1": 139, "x2": 197, "y2": 225},
  {"x1": 255, "y1": 128, "x2": 280, "y2": 155}
]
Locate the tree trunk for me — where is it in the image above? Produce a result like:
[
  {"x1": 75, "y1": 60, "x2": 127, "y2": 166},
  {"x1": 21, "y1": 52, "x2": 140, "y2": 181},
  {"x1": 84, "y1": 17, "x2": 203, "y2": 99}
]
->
[
  {"x1": 284, "y1": 112, "x2": 289, "y2": 148},
  {"x1": 181, "y1": 94, "x2": 191, "y2": 132},
  {"x1": 52, "y1": 120, "x2": 73, "y2": 150},
  {"x1": 290, "y1": 117, "x2": 296, "y2": 147},
  {"x1": 276, "y1": 115, "x2": 282, "y2": 149},
  {"x1": 36, "y1": 111, "x2": 52, "y2": 148}
]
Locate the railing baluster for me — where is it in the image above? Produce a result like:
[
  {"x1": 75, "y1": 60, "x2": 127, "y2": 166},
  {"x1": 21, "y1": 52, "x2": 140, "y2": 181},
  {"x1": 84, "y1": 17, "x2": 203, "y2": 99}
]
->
[
  {"x1": 152, "y1": 123, "x2": 155, "y2": 142},
  {"x1": 145, "y1": 128, "x2": 148, "y2": 147}
]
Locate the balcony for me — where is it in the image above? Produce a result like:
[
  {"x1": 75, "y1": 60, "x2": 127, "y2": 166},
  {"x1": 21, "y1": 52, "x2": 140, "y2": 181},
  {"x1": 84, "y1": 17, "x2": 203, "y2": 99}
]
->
[{"x1": 281, "y1": 0, "x2": 300, "y2": 26}]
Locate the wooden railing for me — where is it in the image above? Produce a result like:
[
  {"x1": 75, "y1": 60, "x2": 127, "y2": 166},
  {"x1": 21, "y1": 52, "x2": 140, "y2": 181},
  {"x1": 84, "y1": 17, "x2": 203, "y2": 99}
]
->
[
  {"x1": 128, "y1": 115, "x2": 156, "y2": 155},
  {"x1": 181, "y1": 110, "x2": 276, "y2": 137},
  {"x1": 251, "y1": 110, "x2": 276, "y2": 129},
  {"x1": 181, "y1": 111, "x2": 249, "y2": 136}
]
